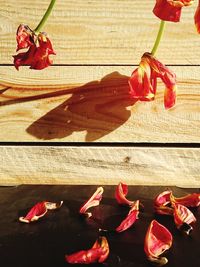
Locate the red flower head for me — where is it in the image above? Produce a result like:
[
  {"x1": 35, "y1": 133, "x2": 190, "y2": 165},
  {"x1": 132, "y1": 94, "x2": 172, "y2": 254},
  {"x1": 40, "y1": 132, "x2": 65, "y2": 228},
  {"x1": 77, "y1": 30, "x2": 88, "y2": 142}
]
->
[
  {"x1": 129, "y1": 53, "x2": 177, "y2": 109},
  {"x1": 153, "y1": 0, "x2": 193, "y2": 22},
  {"x1": 144, "y1": 220, "x2": 173, "y2": 266},
  {"x1": 65, "y1": 236, "x2": 109, "y2": 264},
  {"x1": 195, "y1": 0, "x2": 200, "y2": 33},
  {"x1": 13, "y1": 24, "x2": 56, "y2": 70}
]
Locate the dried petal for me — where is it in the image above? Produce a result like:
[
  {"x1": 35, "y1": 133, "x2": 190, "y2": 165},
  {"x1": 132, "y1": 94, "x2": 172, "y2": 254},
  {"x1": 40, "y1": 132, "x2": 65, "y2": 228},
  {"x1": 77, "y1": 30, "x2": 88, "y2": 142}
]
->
[
  {"x1": 79, "y1": 187, "x2": 104, "y2": 217},
  {"x1": 65, "y1": 236, "x2": 109, "y2": 264},
  {"x1": 154, "y1": 190, "x2": 174, "y2": 215},
  {"x1": 173, "y1": 203, "x2": 196, "y2": 234},
  {"x1": 115, "y1": 182, "x2": 134, "y2": 206},
  {"x1": 16, "y1": 24, "x2": 33, "y2": 51},
  {"x1": 19, "y1": 201, "x2": 63, "y2": 223},
  {"x1": 173, "y1": 193, "x2": 200, "y2": 207},
  {"x1": 144, "y1": 220, "x2": 173, "y2": 266},
  {"x1": 116, "y1": 200, "x2": 139, "y2": 232}
]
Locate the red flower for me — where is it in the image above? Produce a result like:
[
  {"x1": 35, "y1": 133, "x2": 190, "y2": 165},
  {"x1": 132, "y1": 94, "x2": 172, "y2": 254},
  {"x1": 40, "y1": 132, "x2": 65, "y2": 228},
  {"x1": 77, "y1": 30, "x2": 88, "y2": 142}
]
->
[
  {"x1": 195, "y1": 0, "x2": 200, "y2": 33},
  {"x1": 173, "y1": 203, "x2": 196, "y2": 234},
  {"x1": 153, "y1": 0, "x2": 193, "y2": 22},
  {"x1": 19, "y1": 201, "x2": 63, "y2": 223},
  {"x1": 116, "y1": 200, "x2": 139, "y2": 232},
  {"x1": 129, "y1": 53, "x2": 177, "y2": 109},
  {"x1": 65, "y1": 236, "x2": 109, "y2": 264},
  {"x1": 115, "y1": 182, "x2": 134, "y2": 206},
  {"x1": 79, "y1": 187, "x2": 104, "y2": 217},
  {"x1": 13, "y1": 24, "x2": 56, "y2": 70},
  {"x1": 144, "y1": 220, "x2": 173, "y2": 266}
]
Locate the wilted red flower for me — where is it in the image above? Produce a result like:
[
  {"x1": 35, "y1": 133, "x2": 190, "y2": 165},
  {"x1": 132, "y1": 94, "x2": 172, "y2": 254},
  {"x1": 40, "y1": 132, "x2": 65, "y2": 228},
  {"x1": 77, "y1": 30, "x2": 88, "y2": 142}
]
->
[
  {"x1": 19, "y1": 200, "x2": 63, "y2": 223},
  {"x1": 116, "y1": 200, "x2": 139, "y2": 232},
  {"x1": 65, "y1": 236, "x2": 109, "y2": 264},
  {"x1": 153, "y1": 0, "x2": 193, "y2": 22},
  {"x1": 144, "y1": 220, "x2": 173, "y2": 266},
  {"x1": 129, "y1": 52, "x2": 177, "y2": 109},
  {"x1": 13, "y1": 24, "x2": 56, "y2": 70},
  {"x1": 173, "y1": 203, "x2": 196, "y2": 234},
  {"x1": 115, "y1": 182, "x2": 134, "y2": 206},
  {"x1": 79, "y1": 187, "x2": 104, "y2": 217}
]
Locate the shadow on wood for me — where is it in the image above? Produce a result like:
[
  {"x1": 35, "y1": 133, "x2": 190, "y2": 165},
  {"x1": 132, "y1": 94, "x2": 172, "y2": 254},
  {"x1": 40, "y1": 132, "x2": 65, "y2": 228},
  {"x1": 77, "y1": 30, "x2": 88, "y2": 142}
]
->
[{"x1": 26, "y1": 72, "x2": 137, "y2": 141}]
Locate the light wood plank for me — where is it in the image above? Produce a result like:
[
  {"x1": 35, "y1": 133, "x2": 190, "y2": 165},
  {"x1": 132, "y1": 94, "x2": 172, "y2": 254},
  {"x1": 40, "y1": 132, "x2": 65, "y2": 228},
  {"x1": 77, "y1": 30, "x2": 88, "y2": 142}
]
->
[
  {"x1": 0, "y1": 66, "x2": 200, "y2": 142},
  {"x1": 0, "y1": 146, "x2": 199, "y2": 187},
  {"x1": 0, "y1": 0, "x2": 199, "y2": 64}
]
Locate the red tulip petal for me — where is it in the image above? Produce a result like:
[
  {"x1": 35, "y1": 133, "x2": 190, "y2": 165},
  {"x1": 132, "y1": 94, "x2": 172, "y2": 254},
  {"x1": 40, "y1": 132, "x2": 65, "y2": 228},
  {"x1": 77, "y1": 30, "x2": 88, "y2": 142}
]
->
[
  {"x1": 79, "y1": 187, "x2": 104, "y2": 217},
  {"x1": 116, "y1": 200, "x2": 139, "y2": 232},
  {"x1": 19, "y1": 201, "x2": 47, "y2": 223},
  {"x1": 153, "y1": 0, "x2": 193, "y2": 22},
  {"x1": 173, "y1": 193, "x2": 200, "y2": 207},
  {"x1": 144, "y1": 220, "x2": 173, "y2": 266},
  {"x1": 19, "y1": 201, "x2": 63, "y2": 223},
  {"x1": 195, "y1": 0, "x2": 200, "y2": 33},
  {"x1": 45, "y1": 201, "x2": 63, "y2": 210},
  {"x1": 154, "y1": 190, "x2": 174, "y2": 215},
  {"x1": 65, "y1": 236, "x2": 109, "y2": 264},
  {"x1": 173, "y1": 203, "x2": 196, "y2": 234},
  {"x1": 16, "y1": 24, "x2": 33, "y2": 51},
  {"x1": 115, "y1": 182, "x2": 134, "y2": 206}
]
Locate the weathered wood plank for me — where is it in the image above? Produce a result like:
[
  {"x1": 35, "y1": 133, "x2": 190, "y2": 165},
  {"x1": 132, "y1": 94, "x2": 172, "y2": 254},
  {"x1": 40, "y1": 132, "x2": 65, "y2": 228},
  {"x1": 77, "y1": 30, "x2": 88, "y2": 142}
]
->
[
  {"x1": 0, "y1": 0, "x2": 199, "y2": 64},
  {"x1": 0, "y1": 146, "x2": 199, "y2": 187},
  {"x1": 0, "y1": 66, "x2": 200, "y2": 142}
]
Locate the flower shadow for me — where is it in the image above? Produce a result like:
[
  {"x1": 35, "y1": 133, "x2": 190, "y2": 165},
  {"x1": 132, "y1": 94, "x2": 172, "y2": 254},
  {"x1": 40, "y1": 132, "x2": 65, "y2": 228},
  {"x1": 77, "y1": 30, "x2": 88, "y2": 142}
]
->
[{"x1": 26, "y1": 71, "x2": 137, "y2": 141}]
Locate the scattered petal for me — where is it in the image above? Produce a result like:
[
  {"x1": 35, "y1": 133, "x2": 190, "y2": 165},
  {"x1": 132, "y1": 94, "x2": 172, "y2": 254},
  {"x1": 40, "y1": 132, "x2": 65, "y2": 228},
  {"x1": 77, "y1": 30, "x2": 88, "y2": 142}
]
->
[
  {"x1": 115, "y1": 182, "x2": 134, "y2": 206},
  {"x1": 172, "y1": 193, "x2": 200, "y2": 207},
  {"x1": 173, "y1": 203, "x2": 196, "y2": 234},
  {"x1": 65, "y1": 236, "x2": 109, "y2": 264},
  {"x1": 144, "y1": 220, "x2": 173, "y2": 266},
  {"x1": 19, "y1": 201, "x2": 63, "y2": 223},
  {"x1": 116, "y1": 200, "x2": 139, "y2": 232},
  {"x1": 154, "y1": 190, "x2": 174, "y2": 215},
  {"x1": 79, "y1": 187, "x2": 104, "y2": 217}
]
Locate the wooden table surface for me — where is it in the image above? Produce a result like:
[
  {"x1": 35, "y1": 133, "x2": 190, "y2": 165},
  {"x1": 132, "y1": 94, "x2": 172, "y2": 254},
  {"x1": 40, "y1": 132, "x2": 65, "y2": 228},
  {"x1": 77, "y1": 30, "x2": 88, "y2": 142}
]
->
[{"x1": 0, "y1": 1, "x2": 200, "y2": 186}]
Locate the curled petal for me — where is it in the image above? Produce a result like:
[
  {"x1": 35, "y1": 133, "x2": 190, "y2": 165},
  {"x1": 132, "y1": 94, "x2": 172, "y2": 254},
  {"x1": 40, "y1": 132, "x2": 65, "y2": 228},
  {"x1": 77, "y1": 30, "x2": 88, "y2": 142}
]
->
[
  {"x1": 144, "y1": 220, "x2": 173, "y2": 266},
  {"x1": 173, "y1": 193, "x2": 200, "y2": 207},
  {"x1": 16, "y1": 24, "x2": 33, "y2": 51},
  {"x1": 19, "y1": 201, "x2": 63, "y2": 223},
  {"x1": 116, "y1": 200, "x2": 139, "y2": 232},
  {"x1": 164, "y1": 85, "x2": 176, "y2": 109},
  {"x1": 115, "y1": 182, "x2": 134, "y2": 206},
  {"x1": 154, "y1": 190, "x2": 174, "y2": 215},
  {"x1": 65, "y1": 236, "x2": 109, "y2": 264},
  {"x1": 173, "y1": 203, "x2": 196, "y2": 234},
  {"x1": 79, "y1": 187, "x2": 104, "y2": 217},
  {"x1": 195, "y1": 1, "x2": 200, "y2": 33}
]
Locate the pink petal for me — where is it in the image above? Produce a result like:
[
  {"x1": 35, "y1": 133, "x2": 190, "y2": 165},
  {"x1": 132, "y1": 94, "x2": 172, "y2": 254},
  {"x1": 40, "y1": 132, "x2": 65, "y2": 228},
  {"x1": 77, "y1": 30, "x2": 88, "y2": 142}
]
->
[
  {"x1": 144, "y1": 220, "x2": 173, "y2": 266},
  {"x1": 115, "y1": 182, "x2": 134, "y2": 206},
  {"x1": 79, "y1": 187, "x2": 104, "y2": 217},
  {"x1": 116, "y1": 200, "x2": 139, "y2": 232},
  {"x1": 65, "y1": 236, "x2": 109, "y2": 264}
]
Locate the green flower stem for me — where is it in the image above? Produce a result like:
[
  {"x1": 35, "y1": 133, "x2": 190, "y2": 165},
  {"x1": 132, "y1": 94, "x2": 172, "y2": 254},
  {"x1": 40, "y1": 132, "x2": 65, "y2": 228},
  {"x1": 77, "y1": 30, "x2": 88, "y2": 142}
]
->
[
  {"x1": 151, "y1": 20, "x2": 166, "y2": 56},
  {"x1": 34, "y1": 0, "x2": 56, "y2": 33}
]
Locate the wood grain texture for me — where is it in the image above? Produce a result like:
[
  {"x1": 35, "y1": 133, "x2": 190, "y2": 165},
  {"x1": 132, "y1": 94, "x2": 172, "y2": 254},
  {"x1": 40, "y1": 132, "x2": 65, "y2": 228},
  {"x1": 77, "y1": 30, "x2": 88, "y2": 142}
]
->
[
  {"x1": 0, "y1": 146, "x2": 199, "y2": 187},
  {"x1": 0, "y1": 66, "x2": 200, "y2": 142},
  {"x1": 0, "y1": 0, "x2": 199, "y2": 64}
]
